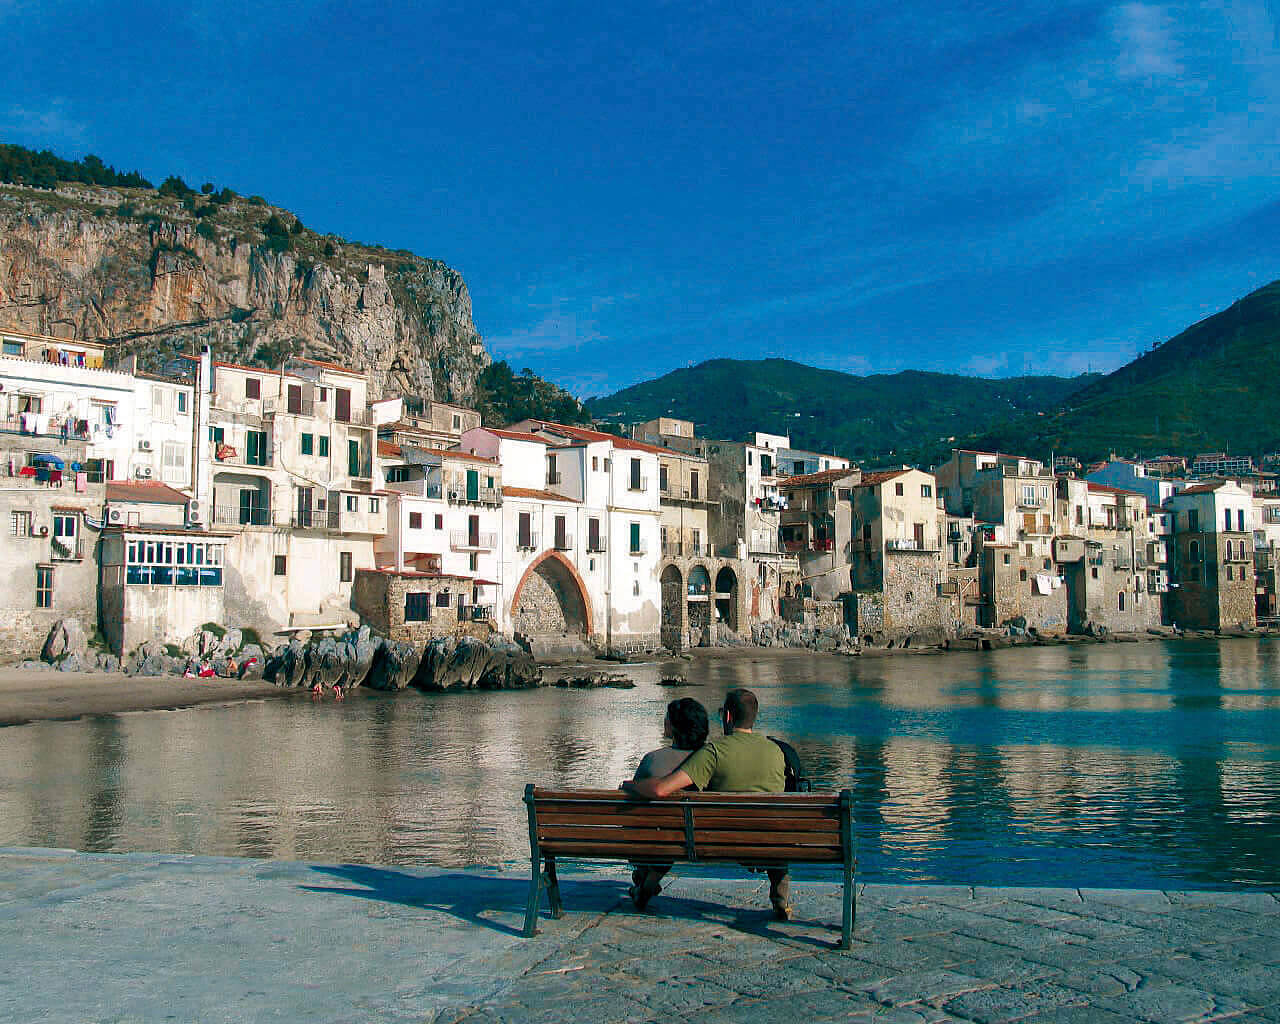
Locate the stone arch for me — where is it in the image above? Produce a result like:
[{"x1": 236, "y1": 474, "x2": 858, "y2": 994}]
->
[
  {"x1": 510, "y1": 550, "x2": 593, "y2": 639},
  {"x1": 686, "y1": 563, "x2": 712, "y2": 640},
  {"x1": 714, "y1": 565, "x2": 739, "y2": 632},
  {"x1": 660, "y1": 564, "x2": 684, "y2": 650}
]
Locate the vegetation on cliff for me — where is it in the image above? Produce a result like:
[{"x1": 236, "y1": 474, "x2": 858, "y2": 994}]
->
[{"x1": 473, "y1": 360, "x2": 591, "y2": 427}]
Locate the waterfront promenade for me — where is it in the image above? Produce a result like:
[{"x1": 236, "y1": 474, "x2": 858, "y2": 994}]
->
[{"x1": 3, "y1": 848, "x2": 1278, "y2": 1023}]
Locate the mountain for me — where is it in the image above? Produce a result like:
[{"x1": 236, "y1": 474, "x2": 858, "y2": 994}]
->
[
  {"x1": 0, "y1": 143, "x2": 488, "y2": 403},
  {"x1": 586, "y1": 358, "x2": 1089, "y2": 463},
  {"x1": 963, "y1": 279, "x2": 1280, "y2": 463}
]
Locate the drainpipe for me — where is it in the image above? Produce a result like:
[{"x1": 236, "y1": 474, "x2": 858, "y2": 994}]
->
[
  {"x1": 604, "y1": 444, "x2": 613, "y2": 649},
  {"x1": 192, "y1": 346, "x2": 212, "y2": 511}
]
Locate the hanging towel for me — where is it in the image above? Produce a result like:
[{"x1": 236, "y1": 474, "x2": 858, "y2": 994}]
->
[
  {"x1": 1034, "y1": 573, "x2": 1054, "y2": 595},
  {"x1": 75, "y1": 472, "x2": 87, "y2": 492}
]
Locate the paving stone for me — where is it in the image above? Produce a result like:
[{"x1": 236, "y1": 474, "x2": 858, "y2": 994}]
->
[
  {"x1": 865, "y1": 970, "x2": 994, "y2": 1007},
  {"x1": 1092, "y1": 982, "x2": 1251, "y2": 1022},
  {"x1": 941, "y1": 981, "x2": 1090, "y2": 1023}
]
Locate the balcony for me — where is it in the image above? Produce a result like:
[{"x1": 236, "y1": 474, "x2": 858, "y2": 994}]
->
[
  {"x1": 336, "y1": 408, "x2": 374, "y2": 427},
  {"x1": 516, "y1": 532, "x2": 540, "y2": 552},
  {"x1": 349, "y1": 459, "x2": 374, "y2": 480},
  {"x1": 459, "y1": 604, "x2": 494, "y2": 622},
  {"x1": 626, "y1": 476, "x2": 649, "y2": 492},
  {"x1": 50, "y1": 536, "x2": 86, "y2": 561},
  {"x1": 546, "y1": 471, "x2": 562, "y2": 486},
  {"x1": 265, "y1": 397, "x2": 316, "y2": 418},
  {"x1": 213, "y1": 505, "x2": 274, "y2": 527},
  {"x1": 291, "y1": 509, "x2": 340, "y2": 531},
  {"x1": 628, "y1": 544, "x2": 648, "y2": 556},
  {"x1": 886, "y1": 537, "x2": 938, "y2": 552},
  {"x1": 446, "y1": 485, "x2": 501, "y2": 506},
  {"x1": 552, "y1": 533, "x2": 574, "y2": 551},
  {"x1": 450, "y1": 529, "x2": 497, "y2": 551},
  {"x1": 662, "y1": 540, "x2": 684, "y2": 557},
  {"x1": 214, "y1": 445, "x2": 273, "y2": 469},
  {"x1": 1017, "y1": 495, "x2": 1048, "y2": 508}
]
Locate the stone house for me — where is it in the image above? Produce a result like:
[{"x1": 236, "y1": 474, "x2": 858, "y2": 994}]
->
[
  {"x1": 0, "y1": 429, "x2": 105, "y2": 659},
  {"x1": 373, "y1": 396, "x2": 482, "y2": 450},
  {"x1": 1165, "y1": 481, "x2": 1256, "y2": 630},
  {"x1": 170, "y1": 354, "x2": 385, "y2": 633},
  {"x1": 778, "y1": 467, "x2": 863, "y2": 602},
  {"x1": 352, "y1": 568, "x2": 486, "y2": 644},
  {"x1": 99, "y1": 481, "x2": 228, "y2": 655}
]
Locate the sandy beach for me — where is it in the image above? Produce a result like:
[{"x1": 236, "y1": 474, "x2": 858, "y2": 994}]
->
[{"x1": 0, "y1": 667, "x2": 284, "y2": 727}]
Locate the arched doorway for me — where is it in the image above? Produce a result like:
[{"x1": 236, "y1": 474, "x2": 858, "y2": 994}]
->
[
  {"x1": 714, "y1": 565, "x2": 739, "y2": 632},
  {"x1": 512, "y1": 552, "x2": 591, "y2": 639},
  {"x1": 687, "y1": 564, "x2": 711, "y2": 643},
  {"x1": 660, "y1": 564, "x2": 684, "y2": 650}
]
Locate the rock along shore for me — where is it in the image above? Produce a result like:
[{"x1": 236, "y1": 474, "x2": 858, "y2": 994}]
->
[{"x1": 2, "y1": 847, "x2": 1277, "y2": 1023}]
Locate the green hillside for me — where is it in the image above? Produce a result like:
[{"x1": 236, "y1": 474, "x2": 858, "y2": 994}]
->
[
  {"x1": 963, "y1": 280, "x2": 1280, "y2": 463},
  {"x1": 585, "y1": 358, "x2": 1088, "y2": 463}
]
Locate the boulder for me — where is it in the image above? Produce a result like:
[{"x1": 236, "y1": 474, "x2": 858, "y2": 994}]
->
[
  {"x1": 364, "y1": 640, "x2": 421, "y2": 691},
  {"x1": 554, "y1": 671, "x2": 635, "y2": 689},
  {"x1": 42, "y1": 618, "x2": 88, "y2": 663},
  {"x1": 18, "y1": 660, "x2": 43, "y2": 671},
  {"x1": 216, "y1": 627, "x2": 244, "y2": 657},
  {"x1": 94, "y1": 652, "x2": 121, "y2": 673},
  {"x1": 56, "y1": 652, "x2": 86, "y2": 672},
  {"x1": 415, "y1": 636, "x2": 542, "y2": 691},
  {"x1": 137, "y1": 655, "x2": 167, "y2": 677}
]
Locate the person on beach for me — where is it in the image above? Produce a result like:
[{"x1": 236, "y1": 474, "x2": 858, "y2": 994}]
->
[
  {"x1": 623, "y1": 687, "x2": 792, "y2": 919},
  {"x1": 624, "y1": 697, "x2": 709, "y2": 909}
]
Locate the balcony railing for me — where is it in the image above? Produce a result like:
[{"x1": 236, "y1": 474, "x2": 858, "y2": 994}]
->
[
  {"x1": 265, "y1": 397, "x2": 317, "y2": 417},
  {"x1": 50, "y1": 536, "x2": 86, "y2": 561},
  {"x1": 662, "y1": 540, "x2": 684, "y2": 556},
  {"x1": 459, "y1": 604, "x2": 494, "y2": 622},
  {"x1": 546, "y1": 471, "x2": 562, "y2": 486},
  {"x1": 214, "y1": 447, "x2": 273, "y2": 468},
  {"x1": 450, "y1": 529, "x2": 496, "y2": 551},
  {"x1": 291, "y1": 509, "x2": 340, "y2": 530},
  {"x1": 886, "y1": 537, "x2": 937, "y2": 552},
  {"x1": 516, "y1": 532, "x2": 540, "y2": 551},
  {"x1": 336, "y1": 408, "x2": 374, "y2": 427},
  {"x1": 349, "y1": 459, "x2": 374, "y2": 480},
  {"x1": 629, "y1": 544, "x2": 648, "y2": 556},
  {"x1": 626, "y1": 476, "x2": 649, "y2": 492},
  {"x1": 213, "y1": 505, "x2": 273, "y2": 527},
  {"x1": 446, "y1": 485, "x2": 502, "y2": 505},
  {"x1": 587, "y1": 536, "x2": 606, "y2": 553},
  {"x1": 553, "y1": 533, "x2": 574, "y2": 551}
]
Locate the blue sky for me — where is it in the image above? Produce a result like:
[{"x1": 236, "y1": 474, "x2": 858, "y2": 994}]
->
[{"x1": 3, "y1": 1, "x2": 1278, "y2": 395}]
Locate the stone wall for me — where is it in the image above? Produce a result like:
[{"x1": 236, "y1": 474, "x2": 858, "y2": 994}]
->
[
  {"x1": 983, "y1": 547, "x2": 1068, "y2": 633},
  {"x1": 353, "y1": 570, "x2": 464, "y2": 644},
  {"x1": 514, "y1": 562, "x2": 585, "y2": 636},
  {"x1": 881, "y1": 550, "x2": 950, "y2": 642}
]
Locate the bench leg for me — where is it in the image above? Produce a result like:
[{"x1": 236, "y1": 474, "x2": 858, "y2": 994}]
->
[
  {"x1": 841, "y1": 859, "x2": 855, "y2": 950},
  {"x1": 523, "y1": 857, "x2": 543, "y2": 937},
  {"x1": 544, "y1": 856, "x2": 564, "y2": 919}
]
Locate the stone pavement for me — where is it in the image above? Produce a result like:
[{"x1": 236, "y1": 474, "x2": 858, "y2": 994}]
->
[{"x1": 2, "y1": 849, "x2": 1278, "y2": 1024}]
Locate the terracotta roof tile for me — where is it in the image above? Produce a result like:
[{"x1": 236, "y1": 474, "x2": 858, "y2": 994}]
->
[
  {"x1": 106, "y1": 481, "x2": 190, "y2": 504},
  {"x1": 780, "y1": 467, "x2": 860, "y2": 488},
  {"x1": 502, "y1": 486, "x2": 580, "y2": 503}
]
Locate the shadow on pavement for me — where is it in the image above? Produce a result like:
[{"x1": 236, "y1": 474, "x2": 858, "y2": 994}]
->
[{"x1": 301, "y1": 865, "x2": 624, "y2": 937}]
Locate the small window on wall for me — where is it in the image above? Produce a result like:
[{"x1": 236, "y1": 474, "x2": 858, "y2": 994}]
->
[
  {"x1": 405, "y1": 592, "x2": 431, "y2": 621},
  {"x1": 1019, "y1": 568, "x2": 1028, "y2": 582},
  {"x1": 301, "y1": 433, "x2": 314, "y2": 455},
  {"x1": 177, "y1": 392, "x2": 188, "y2": 414},
  {"x1": 35, "y1": 565, "x2": 53, "y2": 608},
  {"x1": 369, "y1": 497, "x2": 380, "y2": 513},
  {"x1": 339, "y1": 551, "x2": 353, "y2": 582},
  {"x1": 409, "y1": 511, "x2": 423, "y2": 529},
  {"x1": 246, "y1": 378, "x2": 261, "y2": 400},
  {"x1": 274, "y1": 555, "x2": 287, "y2": 576},
  {"x1": 895, "y1": 482, "x2": 904, "y2": 496},
  {"x1": 1118, "y1": 592, "x2": 1125, "y2": 611},
  {"x1": 1003, "y1": 553, "x2": 1011, "y2": 565},
  {"x1": 319, "y1": 436, "x2": 329, "y2": 457},
  {"x1": 436, "y1": 590, "x2": 450, "y2": 607},
  {"x1": 469, "y1": 553, "x2": 478, "y2": 571},
  {"x1": 434, "y1": 514, "x2": 443, "y2": 529},
  {"x1": 346, "y1": 495, "x2": 357, "y2": 512}
]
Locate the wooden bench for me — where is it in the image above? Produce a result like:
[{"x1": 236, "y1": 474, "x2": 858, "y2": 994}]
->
[{"x1": 522, "y1": 785, "x2": 856, "y2": 948}]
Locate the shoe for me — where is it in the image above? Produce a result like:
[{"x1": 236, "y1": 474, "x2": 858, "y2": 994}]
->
[
  {"x1": 772, "y1": 903, "x2": 793, "y2": 922},
  {"x1": 629, "y1": 874, "x2": 661, "y2": 911}
]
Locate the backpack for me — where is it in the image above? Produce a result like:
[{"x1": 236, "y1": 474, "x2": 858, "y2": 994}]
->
[{"x1": 768, "y1": 736, "x2": 811, "y2": 792}]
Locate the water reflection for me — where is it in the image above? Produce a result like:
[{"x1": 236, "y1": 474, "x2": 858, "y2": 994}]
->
[{"x1": 0, "y1": 642, "x2": 1278, "y2": 888}]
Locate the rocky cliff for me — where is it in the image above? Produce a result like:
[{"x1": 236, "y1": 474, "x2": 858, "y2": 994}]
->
[{"x1": 0, "y1": 182, "x2": 489, "y2": 403}]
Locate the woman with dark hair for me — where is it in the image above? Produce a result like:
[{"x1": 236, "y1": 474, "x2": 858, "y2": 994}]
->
[{"x1": 627, "y1": 698, "x2": 709, "y2": 908}]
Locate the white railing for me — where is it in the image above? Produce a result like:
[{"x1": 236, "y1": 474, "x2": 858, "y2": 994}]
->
[{"x1": 450, "y1": 529, "x2": 496, "y2": 550}]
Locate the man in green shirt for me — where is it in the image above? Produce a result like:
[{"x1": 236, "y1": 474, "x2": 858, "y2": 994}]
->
[{"x1": 623, "y1": 688, "x2": 791, "y2": 919}]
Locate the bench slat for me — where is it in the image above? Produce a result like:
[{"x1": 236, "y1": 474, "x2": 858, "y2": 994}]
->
[
  {"x1": 538, "y1": 825, "x2": 840, "y2": 847},
  {"x1": 538, "y1": 841, "x2": 841, "y2": 863},
  {"x1": 531, "y1": 789, "x2": 837, "y2": 806}
]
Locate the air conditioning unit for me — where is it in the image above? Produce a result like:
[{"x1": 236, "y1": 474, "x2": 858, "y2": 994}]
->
[
  {"x1": 187, "y1": 499, "x2": 201, "y2": 514},
  {"x1": 39, "y1": 525, "x2": 49, "y2": 537},
  {"x1": 141, "y1": 466, "x2": 153, "y2": 479},
  {"x1": 138, "y1": 439, "x2": 153, "y2": 452},
  {"x1": 107, "y1": 507, "x2": 124, "y2": 525},
  {"x1": 187, "y1": 507, "x2": 204, "y2": 527}
]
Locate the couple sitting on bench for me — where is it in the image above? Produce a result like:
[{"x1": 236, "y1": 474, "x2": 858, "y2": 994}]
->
[{"x1": 622, "y1": 687, "x2": 792, "y2": 921}]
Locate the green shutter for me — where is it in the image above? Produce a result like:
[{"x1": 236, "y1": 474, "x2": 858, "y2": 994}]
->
[
  {"x1": 630, "y1": 522, "x2": 640, "y2": 553},
  {"x1": 466, "y1": 469, "x2": 479, "y2": 502}
]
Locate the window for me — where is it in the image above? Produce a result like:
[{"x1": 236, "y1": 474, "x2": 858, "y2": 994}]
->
[
  {"x1": 210, "y1": 426, "x2": 224, "y2": 446},
  {"x1": 11, "y1": 510, "x2": 32, "y2": 536},
  {"x1": 1091, "y1": 567, "x2": 1099, "y2": 579},
  {"x1": 318, "y1": 436, "x2": 329, "y2": 457},
  {"x1": 592, "y1": 456, "x2": 599, "y2": 471},
  {"x1": 895, "y1": 482, "x2": 904, "y2": 496},
  {"x1": 630, "y1": 521, "x2": 641, "y2": 554},
  {"x1": 1238, "y1": 509, "x2": 1246, "y2": 532},
  {"x1": 518, "y1": 512, "x2": 532, "y2": 548},
  {"x1": 1019, "y1": 568, "x2": 1028, "y2": 581},
  {"x1": 345, "y1": 495, "x2": 357, "y2": 512},
  {"x1": 386, "y1": 466, "x2": 408, "y2": 483},
  {"x1": 177, "y1": 392, "x2": 188, "y2": 414},
  {"x1": 588, "y1": 517, "x2": 601, "y2": 551},
  {"x1": 1003, "y1": 553, "x2": 1011, "y2": 565},
  {"x1": 335, "y1": 387, "x2": 352, "y2": 422},
  {"x1": 1076, "y1": 505, "x2": 1084, "y2": 526},
  {"x1": 1226, "y1": 565, "x2": 1234, "y2": 581},
  {"x1": 405, "y1": 592, "x2": 431, "y2": 621},
  {"x1": 452, "y1": 413, "x2": 461, "y2": 430},
  {"x1": 274, "y1": 555, "x2": 287, "y2": 576},
  {"x1": 1118, "y1": 591, "x2": 1125, "y2": 611},
  {"x1": 409, "y1": 511, "x2": 423, "y2": 529},
  {"x1": 161, "y1": 442, "x2": 187, "y2": 484},
  {"x1": 690, "y1": 470, "x2": 699, "y2": 500},
  {"x1": 1189, "y1": 540, "x2": 1201, "y2": 561},
  {"x1": 368, "y1": 497, "x2": 380, "y2": 513},
  {"x1": 318, "y1": 387, "x2": 327, "y2": 402},
  {"x1": 436, "y1": 590, "x2": 451, "y2": 607},
  {"x1": 554, "y1": 514, "x2": 567, "y2": 549},
  {"x1": 434, "y1": 513, "x2": 443, "y2": 529},
  {"x1": 1187, "y1": 509, "x2": 1198, "y2": 531},
  {"x1": 659, "y1": 465, "x2": 668, "y2": 492},
  {"x1": 124, "y1": 539, "x2": 223, "y2": 586},
  {"x1": 2, "y1": 340, "x2": 21, "y2": 355},
  {"x1": 287, "y1": 384, "x2": 303, "y2": 414},
  {"x1": 1043, "y1": 558, "x2": 1052, "y2": 570},
  {"x1": 1225, "y1": 509, "x2": 1232, "y2": 531},
  {"x1": 747, "y1": 451, "x2": 753, "y2": 466},
  {"x1": 246, "y1": 430, "x2": 268, "y2": 466},
  {"x1": 339, "y1": 551, "x2": 353, "y2": 583},
  {"x1": 36, "y1": 565, "x2": 53, "y2": 608},
  {"x1": 469, "y1": 553, "x2": 478, "y2": 571},
  {"x1": 300, "y1": 433, "x2": 314, "y2": 455},
  {"x1": 152, "y1": 386, "x2": 175, "y2": 424},
  {"x1": 629, "y1": 458, "x2": 642, "y2": 491},
  {"x1": 921, "y1": 484, "x2": 932, "y2": 498},
  {"x1": 53, "y1": 514, "x2": 77, "y2": 538},
  {"x1": 245, "y1": 377, "x2": 261, "y2": 400}
]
